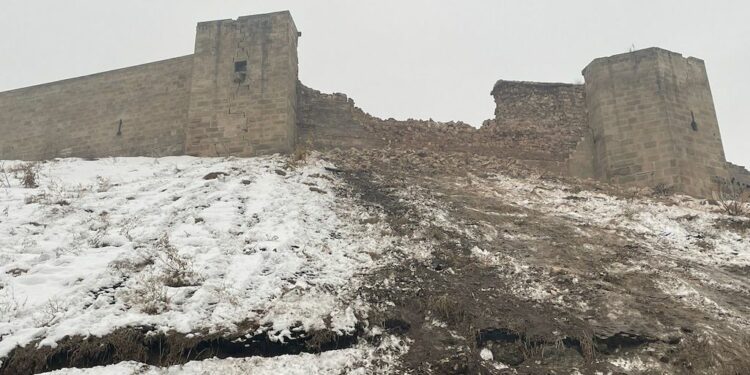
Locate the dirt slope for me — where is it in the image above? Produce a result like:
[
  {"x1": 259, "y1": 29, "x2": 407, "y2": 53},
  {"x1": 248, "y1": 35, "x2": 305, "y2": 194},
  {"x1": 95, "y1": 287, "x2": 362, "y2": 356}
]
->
[{"x1": 325, "y1": 148, "x2": 750, "y2": 374}]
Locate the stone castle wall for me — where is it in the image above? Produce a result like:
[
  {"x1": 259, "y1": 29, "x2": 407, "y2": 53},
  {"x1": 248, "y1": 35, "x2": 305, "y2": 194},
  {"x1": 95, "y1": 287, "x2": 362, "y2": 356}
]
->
[
  {"x1": 583, "y1": 48, "x2": 729, "y2": 197},
  {"x1": 185, "y1": 11, "x2": 299, "y2": 157},
  {"x1": 0, "y1": 56, "x2": 193, "y2": 160},
  {"x1": 0, "y1": 11, "x2": 744, "y2": 198},
  {"x1": 485, "y1": 81, "x2": 589, "y2": 165},
  {"x1": 0, "y1": 11, "x2": 298, "y2": 161}
]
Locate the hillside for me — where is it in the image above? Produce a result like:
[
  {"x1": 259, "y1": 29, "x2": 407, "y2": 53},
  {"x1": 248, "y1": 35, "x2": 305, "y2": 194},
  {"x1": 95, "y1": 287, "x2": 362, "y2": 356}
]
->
[{"x1": 0, "y1": 151, "x2": 748, "y2": 374}]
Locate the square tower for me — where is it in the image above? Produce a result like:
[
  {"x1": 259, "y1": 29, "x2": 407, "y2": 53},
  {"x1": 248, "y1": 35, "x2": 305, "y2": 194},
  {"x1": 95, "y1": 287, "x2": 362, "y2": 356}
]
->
[
  {"x1": 583, "y1": 47, "x2": 729, "y2": 197},
  {"x1": 186, "y1": 11, "x2": 299, "y2": 156}
]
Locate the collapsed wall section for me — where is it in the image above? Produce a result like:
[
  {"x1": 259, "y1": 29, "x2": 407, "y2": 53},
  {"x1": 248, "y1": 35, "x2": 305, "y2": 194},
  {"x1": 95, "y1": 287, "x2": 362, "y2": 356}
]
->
[
  {"x1": 583, "y1": 47, "x2": 729, "y2": 196},
  {"x1": 727, "y1": 162, "x2": 750, "y2": 190},
  {"x1": 486, "y1": 81, "x2": 590, "y2": 168},
  {"x1": 298, "y1": 82, "x2": 591, "y2": 172},
  {"x1": 0, "y1": 56, "x2": 193, "y2": 160},
  {"x1": 296, "y1": 84, "x2": 383, "y2": 149},
  {"x1": 297, "y1": 84, "x2": 500, "y2": 157},
  {"x1": 185, "y1": 11, "x2": 299, "y2": 157}
]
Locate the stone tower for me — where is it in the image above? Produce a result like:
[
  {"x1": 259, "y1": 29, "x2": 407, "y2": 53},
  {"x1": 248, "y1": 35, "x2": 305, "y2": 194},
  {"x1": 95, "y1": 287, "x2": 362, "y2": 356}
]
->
[
  {"x1": 185, "y1": 11, "x2": 299, "y2": 157},
  {"x1": 582, "y1": 47, "x2": 729, "y2": 197}
]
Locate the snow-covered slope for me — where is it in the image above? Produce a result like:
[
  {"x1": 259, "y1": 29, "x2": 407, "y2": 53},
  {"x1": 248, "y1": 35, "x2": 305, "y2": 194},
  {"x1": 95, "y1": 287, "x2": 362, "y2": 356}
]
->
[
  {"x1": 1, "y1": 151, "x2": 749, "y2": 374},
  {"x1": 0, "y1": 156, "x2": 402, "y2": 373}
]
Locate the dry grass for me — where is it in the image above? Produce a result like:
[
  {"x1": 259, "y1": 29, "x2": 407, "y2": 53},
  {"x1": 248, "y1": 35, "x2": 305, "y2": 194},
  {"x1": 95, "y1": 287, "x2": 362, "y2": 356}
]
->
[
  {"x1": 24, "y1": 180, "x2": 88, "y2": 206},
  {"x1": 109, "y1": 256, "x2": 155, "y2": 275},
  {"x1": 427, "y1": 294, "x2": 466, "y2": 324},
  {"x1": 291, "y1": 143, "x2": 309, "y2": 165},
  {"x1": 305, "y1": 330, "x2": 338, "y2": 352},
  {"x1": 4, "y1": 162, "x2": 40, "y2": 188},
  {"x1": 113, "y1": 235, "x2": 199, "y2": 314},
  {"x1": 575, "y1": 329, "x2": 595, "y2": 364}
]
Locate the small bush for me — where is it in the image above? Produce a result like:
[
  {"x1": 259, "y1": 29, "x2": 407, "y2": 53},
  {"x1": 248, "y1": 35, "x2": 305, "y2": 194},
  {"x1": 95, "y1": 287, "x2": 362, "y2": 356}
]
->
[
  {"x1": 0, "y1": 287, "x2": 26, "y2": 321},
  {"x1": 124, "y1": 274, "x2": 170, "y2": 315},
  {"x1": 713, "y1": 185, "x2": 748, "y2": 217},
  {"x1": 9, "y1": 162, "x2": 39, "y2": 188},
  {"x1": 0, "y1": 163, "x2": 11, "y2": 189},
  {"x1": 153, "y1": 234, "x2": 197, "y2": 287}
]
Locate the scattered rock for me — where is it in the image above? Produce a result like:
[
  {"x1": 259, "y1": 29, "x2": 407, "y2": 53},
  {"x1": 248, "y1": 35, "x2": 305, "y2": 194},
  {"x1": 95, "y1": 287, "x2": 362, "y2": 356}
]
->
[
  {"x1": 203, "y1": 172, "x2": 228, "y2": 180},
  {"x1": 479, "y1": 348, "x2": 494, "y2": 361},
  {"x1": 274, "y1": 169, "x2": 287, "y2": 176},
  {"x1": 309, "y1": 187, "x2": 327, "y2": 194},
  {"x1": 361, "y1": 217, "x2": 380, "y2": 225},
  {"x1": 6, "y1": 268, "x2": 28, "y2": 276}
]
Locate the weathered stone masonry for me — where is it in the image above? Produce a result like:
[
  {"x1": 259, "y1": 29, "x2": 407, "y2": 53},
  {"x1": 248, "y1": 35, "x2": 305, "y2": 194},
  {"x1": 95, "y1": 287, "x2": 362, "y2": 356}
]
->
[
  {"x1": 580, "y1": 48, "x2": 731, "y2": 197},
  {"x1": 0, "y1": 11, "x2": 747, "y2": 197},
  {"x1": 0, "y1": 56, "x2": 192, "y2": 159},
  {"x1": 0, "y1": 11, "x2": 298, "y2": 160},
  {"x1": 186, "y1": 12, "x2": 299, "y2": 157}
]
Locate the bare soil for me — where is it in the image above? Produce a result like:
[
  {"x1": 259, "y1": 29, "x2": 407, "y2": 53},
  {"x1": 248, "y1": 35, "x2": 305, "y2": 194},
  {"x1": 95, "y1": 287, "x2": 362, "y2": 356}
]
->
[{"x1": 325, "y1": 148, "x2": 750, "y2": 374}]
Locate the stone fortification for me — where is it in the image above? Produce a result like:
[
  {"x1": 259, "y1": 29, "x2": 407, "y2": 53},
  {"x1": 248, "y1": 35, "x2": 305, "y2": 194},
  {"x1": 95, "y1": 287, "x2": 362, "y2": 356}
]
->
[
  {"x1": 0, "y1": 56, "x2": 192, "y2": 159},
  {"x1": 0, "y1": 11, "x2": 745, "y2": 197},
  {"x1": 581, "y1": 47, "x2": 729, "y2": 197},
  {"x1": 0, "y1": 11, "x2": 298, "y2": 160}
]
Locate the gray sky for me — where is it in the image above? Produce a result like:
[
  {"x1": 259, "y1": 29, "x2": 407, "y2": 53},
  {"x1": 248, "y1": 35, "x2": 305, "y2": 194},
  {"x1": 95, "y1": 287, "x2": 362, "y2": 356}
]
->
[{"x1": 1, "y1": 1, "x2": 748, "y2": 167}]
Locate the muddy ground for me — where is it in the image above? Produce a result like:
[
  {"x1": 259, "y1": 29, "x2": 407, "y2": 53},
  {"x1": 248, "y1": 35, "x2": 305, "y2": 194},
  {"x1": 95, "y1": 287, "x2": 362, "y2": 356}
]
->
[{"x1": 325, "y1": 148, "x2": 750, "y2": 374}]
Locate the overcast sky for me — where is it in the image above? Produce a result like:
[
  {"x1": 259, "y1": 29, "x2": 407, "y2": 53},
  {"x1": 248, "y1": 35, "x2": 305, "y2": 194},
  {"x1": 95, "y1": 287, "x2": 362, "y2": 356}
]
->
[{"x1": 1, "y1": 1, "x2": 747, "y2": 167}]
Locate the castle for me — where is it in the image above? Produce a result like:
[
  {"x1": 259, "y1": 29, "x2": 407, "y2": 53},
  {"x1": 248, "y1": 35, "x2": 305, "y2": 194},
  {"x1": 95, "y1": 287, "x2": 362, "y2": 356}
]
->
[{"x1": 0, "y1": 11, "x2": 747, "y2": 197}]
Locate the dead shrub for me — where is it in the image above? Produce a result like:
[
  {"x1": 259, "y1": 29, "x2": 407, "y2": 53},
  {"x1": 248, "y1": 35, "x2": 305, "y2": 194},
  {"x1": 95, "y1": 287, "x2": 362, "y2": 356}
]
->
[
  {"x1": 153, "y1": 234, "x2": 198, "y2": 287},
  {"x1": 288, "y1": 137, "x2": 316, "y2": 168},
  {"x1": 0, "y1": 287, "x2": 26, "y2": 321},
  {"x1": 292, "y1": 143, "x2": 309, "y2": 164},
  {"x1": 8, "y1": 162, "x2": 39, "y2": 188},
  {"x1": 0, "y1": 163, "x2": 11, "y2": 189},
  {"x1": 713, "y1": 184, "x2": 748, "y2": 217},
  {"x1": 32, "y1": 299, "x2": 65, "y2": 327},
  {"x1": 24, "y1": 180, "x2": 87, "y2": 206},
  {"x1": 124, "y1": 274, "x2": 170, "y2": 315}
]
